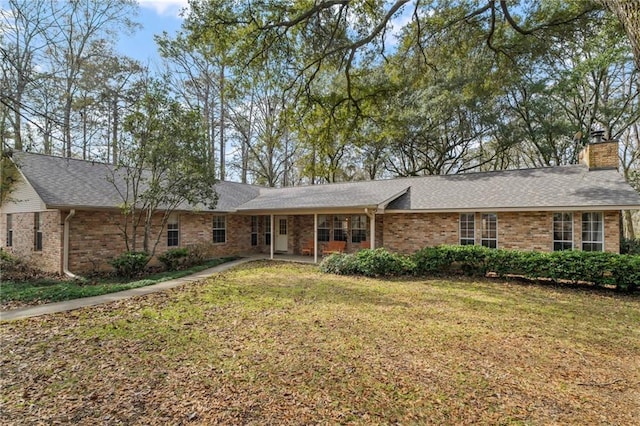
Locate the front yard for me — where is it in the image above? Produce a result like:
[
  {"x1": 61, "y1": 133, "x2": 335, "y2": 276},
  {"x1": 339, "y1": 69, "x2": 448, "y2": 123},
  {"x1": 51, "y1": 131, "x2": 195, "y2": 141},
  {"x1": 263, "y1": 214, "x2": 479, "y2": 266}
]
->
[{"x1": 1, "y1": 261, "x2": 639, "y2": 424}]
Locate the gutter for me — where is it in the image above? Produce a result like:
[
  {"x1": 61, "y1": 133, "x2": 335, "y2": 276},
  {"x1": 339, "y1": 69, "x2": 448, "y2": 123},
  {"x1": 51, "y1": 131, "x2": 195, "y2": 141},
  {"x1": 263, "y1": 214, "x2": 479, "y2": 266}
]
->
[{"x1": 63, "y1": 209, "x2": 80, "y2": 279}]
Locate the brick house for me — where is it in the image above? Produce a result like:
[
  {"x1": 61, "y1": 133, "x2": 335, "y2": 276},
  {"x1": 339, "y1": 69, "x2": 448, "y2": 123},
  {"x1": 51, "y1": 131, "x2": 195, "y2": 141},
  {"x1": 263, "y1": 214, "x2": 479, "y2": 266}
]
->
[{"x1": 1, "y1": 139, "x2": 639, "y2": 276}]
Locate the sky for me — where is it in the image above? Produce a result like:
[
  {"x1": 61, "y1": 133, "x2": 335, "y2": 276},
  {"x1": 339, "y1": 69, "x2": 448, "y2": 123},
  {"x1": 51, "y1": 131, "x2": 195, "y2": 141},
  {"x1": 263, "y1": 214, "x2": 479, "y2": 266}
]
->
[{"x1": 116, "y1": 0, "x2": 188, "y2": 66}]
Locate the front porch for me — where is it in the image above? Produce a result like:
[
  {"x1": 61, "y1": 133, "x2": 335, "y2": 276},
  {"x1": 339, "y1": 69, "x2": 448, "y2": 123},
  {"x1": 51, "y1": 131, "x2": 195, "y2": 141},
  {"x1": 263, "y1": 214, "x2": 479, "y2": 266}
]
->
[{"x1": 254, "y1": 212, "x2": 383, "y2": 263}]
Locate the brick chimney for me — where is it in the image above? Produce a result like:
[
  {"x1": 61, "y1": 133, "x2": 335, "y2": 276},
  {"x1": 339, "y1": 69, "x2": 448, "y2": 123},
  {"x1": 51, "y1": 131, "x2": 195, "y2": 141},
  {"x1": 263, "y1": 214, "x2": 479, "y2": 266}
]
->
[{"x1": 578, "y1": 130, "x2": 619, "y2": 170}]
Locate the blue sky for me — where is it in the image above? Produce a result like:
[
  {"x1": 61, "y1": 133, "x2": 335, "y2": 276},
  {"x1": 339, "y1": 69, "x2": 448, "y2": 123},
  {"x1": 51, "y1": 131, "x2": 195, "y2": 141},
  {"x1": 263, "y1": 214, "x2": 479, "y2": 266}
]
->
[{"x1": 116, "y1": 0, "x2": 187, "y2": 66}]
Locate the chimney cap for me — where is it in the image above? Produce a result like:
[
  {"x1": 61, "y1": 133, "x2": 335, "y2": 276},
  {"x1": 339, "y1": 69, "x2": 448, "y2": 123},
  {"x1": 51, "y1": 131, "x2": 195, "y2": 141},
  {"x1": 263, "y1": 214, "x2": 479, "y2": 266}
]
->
[{"x1": 590, "y1": 129, "x2": 605, "y2": 143}]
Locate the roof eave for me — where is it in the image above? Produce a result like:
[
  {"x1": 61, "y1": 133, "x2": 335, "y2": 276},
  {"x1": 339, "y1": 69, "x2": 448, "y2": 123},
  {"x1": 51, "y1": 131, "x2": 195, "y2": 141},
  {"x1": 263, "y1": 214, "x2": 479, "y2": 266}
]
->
[{"x1": 385, "y1": 205, "x2": 640, "y2": 214}]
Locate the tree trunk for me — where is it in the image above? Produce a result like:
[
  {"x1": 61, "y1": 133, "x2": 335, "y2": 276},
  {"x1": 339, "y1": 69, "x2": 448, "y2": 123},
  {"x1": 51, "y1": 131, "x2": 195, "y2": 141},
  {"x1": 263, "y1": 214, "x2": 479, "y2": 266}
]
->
[
  {"x1": 219, "y1": 64, "x2": 226, "y2": 180},
  {"x1": 112, "y1": 97, "x2": 118, "y2": 164},
  {"x1": 595, "y1": 0, "x2": 640, "y2": 70}
]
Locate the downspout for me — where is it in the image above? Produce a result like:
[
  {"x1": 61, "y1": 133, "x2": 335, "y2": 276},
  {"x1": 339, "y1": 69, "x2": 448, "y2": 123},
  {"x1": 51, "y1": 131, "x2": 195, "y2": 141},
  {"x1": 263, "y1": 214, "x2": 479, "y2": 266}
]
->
[
  {"x1": 365, "y1": 208, "x2": 376, "y2": 250},
  {"x1": 63, "y1": 209, "x2": 79, "y2": 279}
]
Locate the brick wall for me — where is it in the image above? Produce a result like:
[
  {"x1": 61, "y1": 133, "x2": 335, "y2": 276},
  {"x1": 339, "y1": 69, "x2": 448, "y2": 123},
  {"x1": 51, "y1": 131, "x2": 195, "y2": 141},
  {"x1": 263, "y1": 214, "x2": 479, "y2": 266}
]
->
[
  {"x1": 383, "y1": 211, "x2": 621, "y2": 254},
  {"x1": 383, "y1": 212, "x2": 459, "y2": 254},
  {"x1": 66, "y1": 210, "x2": 263, "y2": 274},
  {"x1": 579, "y1": 141, "x2": 618, "y2": 170},
  {"x1": 0, "y1": 211, "x2": 62, "y2": 273}
]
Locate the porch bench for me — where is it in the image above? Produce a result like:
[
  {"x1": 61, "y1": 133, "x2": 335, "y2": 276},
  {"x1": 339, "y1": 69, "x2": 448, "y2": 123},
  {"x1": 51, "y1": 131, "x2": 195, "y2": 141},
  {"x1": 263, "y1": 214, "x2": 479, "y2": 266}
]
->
[{"x1": 321, "y1": 240, "x2": 346, "y2": 256}]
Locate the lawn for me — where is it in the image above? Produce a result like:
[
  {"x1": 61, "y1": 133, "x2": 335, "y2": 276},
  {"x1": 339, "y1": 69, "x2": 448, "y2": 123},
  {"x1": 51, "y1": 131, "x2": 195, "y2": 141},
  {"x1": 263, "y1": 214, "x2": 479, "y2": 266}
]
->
[{"x1": 1, "y1": 261, "x2": 639, "y2": 425}]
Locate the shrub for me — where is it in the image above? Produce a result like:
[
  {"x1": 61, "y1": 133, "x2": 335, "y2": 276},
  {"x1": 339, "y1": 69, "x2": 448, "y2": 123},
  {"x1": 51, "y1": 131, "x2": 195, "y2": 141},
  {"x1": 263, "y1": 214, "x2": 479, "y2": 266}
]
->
[
  {"x1": 321, "y1": 244, "x2": 638, "y2": 293},
  {"x1": 621, "y1": 238, "x2": 640, "y2": 255},
  {"x1": 158, "y1": 247, "x2": 189, "y2": 271},
  {"x1": 413, "y1": 246, "x2": 453, "y2": 275},
  {"x1": 0, "y1": 249, "x2": 55, "y2": 281},
  {"x1": 354, "y1": 248, "x2": 415, "y2": 277},
  {"x1": 319, "y1": 253, "x2": 360, "y2": 275},
  {"x1": 110, "y1": 251, "x2": 150, "y2": 277},
  {"x1": 319, "y1": 249, "x2": 414, "y2": 277},
  {"x1": 611, "y1": 254, "x2": 640, "y2": 292}
]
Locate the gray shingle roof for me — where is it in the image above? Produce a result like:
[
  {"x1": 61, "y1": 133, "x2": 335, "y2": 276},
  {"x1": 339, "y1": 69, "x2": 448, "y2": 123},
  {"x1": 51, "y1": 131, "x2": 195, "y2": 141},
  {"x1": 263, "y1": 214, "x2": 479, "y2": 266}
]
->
[
  {"x1": 236, "y1": 179, "x2": 410, "y2": 212},
  {"x1": 9, "y1": 151, "x2": 640, "y2": 213},
  {"x1": 385, "y1": 165, "x2": 640, "y2": 211},
  {"x1": 10, "y1": 152, "x2": 257, "y2": 212}
]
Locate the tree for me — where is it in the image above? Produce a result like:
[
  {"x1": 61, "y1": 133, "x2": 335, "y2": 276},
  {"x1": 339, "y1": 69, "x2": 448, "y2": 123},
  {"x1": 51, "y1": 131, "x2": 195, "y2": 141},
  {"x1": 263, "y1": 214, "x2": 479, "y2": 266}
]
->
[{"x1": 112, "y1": 80, "x2": 217, "y2": 259}]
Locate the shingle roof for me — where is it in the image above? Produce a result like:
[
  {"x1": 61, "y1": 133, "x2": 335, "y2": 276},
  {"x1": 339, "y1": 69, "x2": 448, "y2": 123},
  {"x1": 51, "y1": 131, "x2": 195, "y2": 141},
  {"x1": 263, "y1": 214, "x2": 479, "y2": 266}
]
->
[
  {"x1": 9, "y1": 152, "x2": 257, "y2": 212},
  {"x1": 385, "y1": 165, "x2": 640, "y2": 211},
  {"x1": 9, "y1": 151, "x2": 640, "y2": 213},
  {"x1": 235, "y1": 179, "x2": 410, "y2": 212}
]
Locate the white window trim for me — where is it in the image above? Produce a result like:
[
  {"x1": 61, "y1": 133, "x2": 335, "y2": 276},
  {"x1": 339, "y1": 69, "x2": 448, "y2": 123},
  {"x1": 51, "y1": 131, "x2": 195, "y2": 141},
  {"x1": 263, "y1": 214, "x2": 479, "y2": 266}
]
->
[
  {"x1": 480, "y1": 213, "x2": 498, "y2": 249},
  {"x1": 581, "y1": 211, "x2": 604, "y2": 252},
  {"x1": 213, "y1": 215, "x2": 227, "y2": 244},
  {"x1": 552, "y1": 212, "x2": 574, "y2": 251},
  {"x1": 459, "y1": 213, "x2": 476, "y2": 245}
]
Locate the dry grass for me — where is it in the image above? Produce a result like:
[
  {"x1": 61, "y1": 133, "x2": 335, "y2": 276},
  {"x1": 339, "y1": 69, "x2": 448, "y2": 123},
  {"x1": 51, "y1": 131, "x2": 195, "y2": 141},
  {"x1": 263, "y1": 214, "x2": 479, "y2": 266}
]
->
[{"x1": 1, "y1": 261, "x2": 639, "y2": 425}]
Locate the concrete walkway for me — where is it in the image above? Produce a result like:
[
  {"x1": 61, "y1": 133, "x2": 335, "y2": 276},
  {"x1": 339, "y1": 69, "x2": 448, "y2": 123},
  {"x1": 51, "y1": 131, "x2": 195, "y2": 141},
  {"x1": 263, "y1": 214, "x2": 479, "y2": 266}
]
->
[{"x1": 0, "y1": 257, "x2": 262, "y2": 322}]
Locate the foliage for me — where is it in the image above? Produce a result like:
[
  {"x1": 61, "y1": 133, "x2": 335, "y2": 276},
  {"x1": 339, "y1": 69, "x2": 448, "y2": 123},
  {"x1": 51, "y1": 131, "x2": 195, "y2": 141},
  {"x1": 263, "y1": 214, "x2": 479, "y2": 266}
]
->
[
  {"x1": 320, "y1": 248, "x2": 415, "y2": 277},
  {"x1": 113, "y1": 79, "x2": 218, "y2": 257},
  {"x1": 1, "y1": 257, "x2": 235, "y2": 306},
  {"x1": 109, "y1": 251, "x2": 150, "y2": 278},
  {"x1": 0, "y1": 249, "x2": 58, "y2": 282},
  {"x1": 158, "y1": 245, "x2": 219, "y2": 271},
  {"x1": 158, "y1": 248, "x2": 190, "y2": 271},
  {"x1": 621, "y1": 237, "x2": 640, "y2": 255},
  {"x1": 322, "y1": 245, "x2": 639, "y2": 292},
  {"x1": 0, "y1": 152, "x2": 22, "y2": 206}
]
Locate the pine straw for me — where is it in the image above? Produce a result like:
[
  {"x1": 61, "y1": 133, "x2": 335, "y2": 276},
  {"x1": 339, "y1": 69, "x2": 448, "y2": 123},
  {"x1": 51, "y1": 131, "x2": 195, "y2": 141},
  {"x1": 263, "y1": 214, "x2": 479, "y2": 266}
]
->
[{"x1": 1, "y1": 261, "x2": 639, "y2": 425}]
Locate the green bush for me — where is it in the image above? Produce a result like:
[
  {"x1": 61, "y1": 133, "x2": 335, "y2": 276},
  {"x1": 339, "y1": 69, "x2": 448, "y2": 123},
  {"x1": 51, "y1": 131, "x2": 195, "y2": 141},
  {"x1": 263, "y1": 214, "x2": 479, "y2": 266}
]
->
[
  {"x1": 319, "y1": 253, "x2": 360, "y2": 275},
  {"x1": 354, "y1": 248, "x2": 415, "y2": 277},
  {"x1": 319, "y1": 249, "x2": 415, "y2": 277},
  {"x1": 621, "y1": 238, "x2": 640, "y2": 255},
  {"x1": 611, "y1": 255, "x2": 640, "y2": 292},
  {"x1": 158, "y1": 247, "x2": 189, "y2": 271},
  {"x1": 321, "y1": 244, "x2": 638, "y2": 293},
  {"x1": 110, "y1": 251, "x2": 150, "y2": 277}
]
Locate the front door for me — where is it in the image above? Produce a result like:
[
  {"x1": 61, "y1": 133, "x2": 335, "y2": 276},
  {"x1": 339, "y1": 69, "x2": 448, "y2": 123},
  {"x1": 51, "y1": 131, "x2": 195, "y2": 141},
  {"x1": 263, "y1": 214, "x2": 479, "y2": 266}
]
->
[{"x1": 275, "y1": 216, "x2": 288, "y2": 252}]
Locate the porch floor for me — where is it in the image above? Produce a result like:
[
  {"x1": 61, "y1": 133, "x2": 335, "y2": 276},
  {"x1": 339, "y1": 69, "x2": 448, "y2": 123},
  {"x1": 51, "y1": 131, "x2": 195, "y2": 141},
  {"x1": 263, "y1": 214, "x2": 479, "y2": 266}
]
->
[{"x1": 243, "y1": 253, "x2": 320, "y2": 264}]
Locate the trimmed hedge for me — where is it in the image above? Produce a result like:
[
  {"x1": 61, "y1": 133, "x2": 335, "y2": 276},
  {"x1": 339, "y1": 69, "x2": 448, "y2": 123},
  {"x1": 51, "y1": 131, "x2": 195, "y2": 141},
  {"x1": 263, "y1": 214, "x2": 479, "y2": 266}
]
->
[{"x1": 319, "y1": 246, "x2": 639, "y2": 292}]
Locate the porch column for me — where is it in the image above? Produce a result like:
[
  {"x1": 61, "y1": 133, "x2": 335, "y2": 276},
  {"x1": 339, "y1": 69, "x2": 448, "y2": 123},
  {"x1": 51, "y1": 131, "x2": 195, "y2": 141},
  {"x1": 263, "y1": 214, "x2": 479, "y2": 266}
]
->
[
  {"x1": 366, "y1": 208, "x2": 376, "y2": 250},
  {"x1": 270, "y1": 214, "x2": 274, "y2": 260},
  {"x1": 314, "y1": 213, "x2": 318, "y2": 264}
]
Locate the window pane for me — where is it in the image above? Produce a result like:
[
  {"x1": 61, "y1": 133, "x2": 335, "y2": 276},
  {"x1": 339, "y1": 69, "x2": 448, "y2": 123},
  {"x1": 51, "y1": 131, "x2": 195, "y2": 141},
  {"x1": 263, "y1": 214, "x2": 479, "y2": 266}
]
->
[
  {"x1": 480, "y1": 213, "x2": 497, "y2": 249},
  {"x1": 459, "y1": 213, "x2": 475, "y2": 245},
  {"x1": 581, "y1": 212, "x2": 603, "y2": 252},
  {"x1": 553, "y1": 212, "x2": 573, "y2": 251},
  {"x1": 213, "y1": 216, "x2": 226, "y2": 244}
]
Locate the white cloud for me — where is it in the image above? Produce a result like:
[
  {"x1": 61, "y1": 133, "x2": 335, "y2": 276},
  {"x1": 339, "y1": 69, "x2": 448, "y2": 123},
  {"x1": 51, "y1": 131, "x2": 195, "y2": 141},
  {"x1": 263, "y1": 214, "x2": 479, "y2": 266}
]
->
[{"x1": 138, "y1": 0, "x2": 189, "y2": 17}]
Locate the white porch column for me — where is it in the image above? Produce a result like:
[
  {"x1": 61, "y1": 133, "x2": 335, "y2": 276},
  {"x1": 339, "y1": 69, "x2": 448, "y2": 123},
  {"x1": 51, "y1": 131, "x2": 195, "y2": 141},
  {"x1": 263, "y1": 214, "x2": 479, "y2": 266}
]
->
[
  {"x1": 314, "y1": 213, "x2": 318, "y2": 264},
  {"x1": 366, "y1": 208, "x2": 376, "y2": 250},
  {"x1": 270, "y1": 214, "x2": 274, "y2": 260}
]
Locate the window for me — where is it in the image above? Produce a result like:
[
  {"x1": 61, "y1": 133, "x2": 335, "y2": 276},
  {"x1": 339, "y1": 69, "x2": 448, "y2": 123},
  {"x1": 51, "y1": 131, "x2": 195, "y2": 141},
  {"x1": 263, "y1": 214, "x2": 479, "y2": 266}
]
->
[
  {"x1": 251, "y1": 216, "x2": 258, "y2": 246},
  {"x1": 34, "y1": 212, "x2": 43, "y2": 251},
  {"x1": 317, "y1": 215, "x2": 330, "y2": 242},
  {"x1": 351, "y1": 215, "x2": 367, "y2": 243},
  {"x1": 333, "y1": 215, "x2": 348, "y2": 241},
  {"x1": 6, "y1": 214, "x2": 12, "y2": 247},
  {"x1": 481, "y1": 213, "x2": 497, "y2": 249},
  {"x1": 459, "y1": 213, "x2": 475, "y2": 245},
  {"x1": 582, "y1": 212, "x2": 603, "y2": 251},
  {"x1": 553, "y1": 212, "x2": 573, "y2": 251},
  {"x1": 264, "y1": 216, "x2": 271, "y2": 246},
  {"x1": 167, "y1": 214, "x2": 179, "y2": 247},
  {"x1": 278, "y1": 218, "x2": 287, "y2": 235},
  {"x1": 213, "y1": 215, "x2": 226, "y2": 244}
]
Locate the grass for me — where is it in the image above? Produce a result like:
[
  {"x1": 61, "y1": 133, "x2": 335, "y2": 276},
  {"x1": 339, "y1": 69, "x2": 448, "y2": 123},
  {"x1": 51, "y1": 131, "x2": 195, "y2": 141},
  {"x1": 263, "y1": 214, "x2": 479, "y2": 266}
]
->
[
  {"x1": 0, "y1": 257, "x2": 237, "y2": 307},
  {"x1": 1, "y1": 261, "x2": 639, "y2": 424}
]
